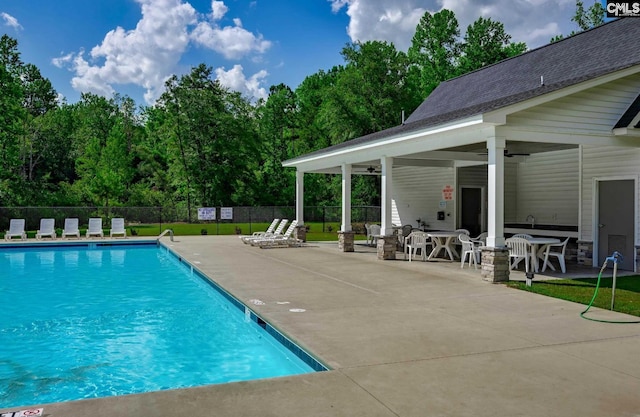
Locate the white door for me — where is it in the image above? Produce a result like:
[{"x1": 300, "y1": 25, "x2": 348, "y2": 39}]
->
[{"x1": 597, "y1": 179, "x2": 635, "y2": 271}]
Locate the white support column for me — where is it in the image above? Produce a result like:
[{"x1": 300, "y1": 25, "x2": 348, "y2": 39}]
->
[
  {"x1": 341, "y1": 163, "x2": 352, "y2": 232},
  {"x1": 486, "y1": 136, "x2": 505, "y2": 247},
  {"x1": 295, "y1": 169, "x2": 304, "y2": 225},
  {"x1": 380, "y1": 156, "x2": 394, "y2": 235}
]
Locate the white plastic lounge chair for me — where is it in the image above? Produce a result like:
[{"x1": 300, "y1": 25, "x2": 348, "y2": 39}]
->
[
  {"x1": 110, "y1": 218, "x2": 127, "y2": 238},
  {"x1": 244, "y1": 219, "x2": 288, "y2": 244},
  {"x1": 4, "y1": 219, "x2": 26, "y2": 241},
  {"x1": 36, "y1": 218, "x2": 57, "y2": 240},
  {"x1": 86, "y1": 218, "x2": 104, "y2": 239},
  {"x1": 241, "y1": 218, "x2": 280, "y2": 244},
  {"x1": 61, "y1": 218, "x2": 81, "y2": 239},
  {"x1": 254, "y1": 220, "x2": 301, "y2": 248}
]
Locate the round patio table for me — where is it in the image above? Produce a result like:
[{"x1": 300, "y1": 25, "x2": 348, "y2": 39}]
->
[
  {"x1": 525, "y1": 237, "x2": 561, "y2": 272},
  {"x1": 426, "y1": 231, "x2": 461, "y2": 261}
]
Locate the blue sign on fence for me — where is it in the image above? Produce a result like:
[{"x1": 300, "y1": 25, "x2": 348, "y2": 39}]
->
[{"x1": 198, "y1": 207, "x2": 216, "y2": 220}]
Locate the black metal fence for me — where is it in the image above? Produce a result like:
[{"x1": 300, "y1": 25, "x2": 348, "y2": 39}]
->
[{"x1": 0, "y1": 206, "x2": 381, "y2": 234}]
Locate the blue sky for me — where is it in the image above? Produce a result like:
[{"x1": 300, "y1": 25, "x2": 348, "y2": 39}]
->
[{"x1": 1, "y1": 0, "x2": 582, "y2": 106}]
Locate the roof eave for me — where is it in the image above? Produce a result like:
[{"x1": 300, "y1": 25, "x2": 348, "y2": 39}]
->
[{"x1": 283, "y1": 114, "x2": 487, "y2": 172}]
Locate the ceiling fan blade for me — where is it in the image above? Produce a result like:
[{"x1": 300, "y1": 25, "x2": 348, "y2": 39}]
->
[{"x1": 477, "y1": 149, "x2": 530, "y2": 157}]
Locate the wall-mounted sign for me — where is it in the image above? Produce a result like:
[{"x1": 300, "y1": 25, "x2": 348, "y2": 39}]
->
[
  {"x1": 197, "y1": 207, "x2": 216, "y2": 220},
  {"x1": 442, "y1": 185, "x2": 454, "y2": 201}
]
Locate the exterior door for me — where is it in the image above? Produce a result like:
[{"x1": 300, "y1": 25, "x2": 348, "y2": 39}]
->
[
  {"x1": 460, "y1": 187, "x2": 483, "y2": 236},
  {"x1": 598, "y1": 179, "x2": 635, "y2": 271}
]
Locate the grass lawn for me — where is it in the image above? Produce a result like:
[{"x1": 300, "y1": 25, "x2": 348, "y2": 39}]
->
[
  {"x1": 506, "y1": 275, "x2": 640, "y2": 317},
  {"x1": 126, "y1": 222, "x2": 367, "y2": 242}
]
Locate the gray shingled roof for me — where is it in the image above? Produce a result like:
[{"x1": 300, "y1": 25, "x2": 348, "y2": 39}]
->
[{"x1": 291, "y1": 18, "x2": 640, "y2": 162}]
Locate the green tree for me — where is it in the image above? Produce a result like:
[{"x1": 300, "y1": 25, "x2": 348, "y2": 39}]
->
[
  {"x1": 294, "y1": 67, "x2": 341, "y2": 155},
  {"x1": 0, "y1": 35, "x2": 26, "y2": 204},
  {"x1": 71, "y1": 93, "x2": 124, "y2": 206},
  {"x1": 18, "y1": 63, "x2": 59, "y2": 183},
  {"x1": 551, "y1": 0, "x2": 606, "y2": 42},
  {"x1": 255, "y1": 83, "x2": 297, "y2": 205},
  {"x1": 157, "y1": 64, "x2": 259, "y2": 213},
  {"x1": 323, "y1": 41, "x2": 412, "y2": 142},
  {"x1": 407, "y1": 9, "x2": 461, "y2": 98},
  {"x1": 457, "y1": 17, "x2": 527, "y2": 75}
]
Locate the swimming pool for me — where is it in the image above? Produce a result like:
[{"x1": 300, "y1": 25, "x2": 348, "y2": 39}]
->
[{"x1": 0, "y1": 242, "x2": 324, "y2": 408}]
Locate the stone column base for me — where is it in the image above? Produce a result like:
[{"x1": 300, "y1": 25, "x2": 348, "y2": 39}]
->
[
  {"x1": 577, "y1": 240, "x2": 593, "y2": 267},
  {"x1": 377, "y1": 235, "x2": 397, "y2": 260},
  {"x1": 481, "y1": 246, "x2": 510, "y2": 283},
  {"x1": 294, "y1": 225, "x2": 307, "y2": 242},
  {"x1": 338, "y1": 231, "x2": 355, "y2": 252}
]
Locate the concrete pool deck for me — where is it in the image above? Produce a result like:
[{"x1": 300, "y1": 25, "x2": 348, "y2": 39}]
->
[{"x1": 2, "y1": 236, "x2": 640, "y2": 416}]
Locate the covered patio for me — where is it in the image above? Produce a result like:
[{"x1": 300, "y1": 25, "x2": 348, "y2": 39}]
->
[{"x1": 283, "y1": 18, "x2": 640, "y2": 280}]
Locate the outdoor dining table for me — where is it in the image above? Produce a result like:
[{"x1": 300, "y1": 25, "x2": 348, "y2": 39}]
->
[
  {"x1": 426, "y1": 231, "x2": 461, "y2": 261},
  {"x1": 525, "y1": 237, "x2": 561, "y2": 272}
]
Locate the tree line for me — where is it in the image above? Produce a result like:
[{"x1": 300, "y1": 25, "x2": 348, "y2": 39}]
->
[{"x1": 0, "y1": 5, "x2": 602, "y2": 213}]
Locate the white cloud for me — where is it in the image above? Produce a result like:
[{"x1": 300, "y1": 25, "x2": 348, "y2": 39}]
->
[
  {"x1": 56, "y1": 0, "x2": 197, "y2": 104},
  {"x1": 1, "y1": 12, "x2": 22, "y2": 30},
  {"x1": 211, "y1": 0, "x2": 229, "y2": 20},
  {"x1": 190, "y1": 6, "x2": 271, "y2": 60},
  {"x1": 215, "y1": 64, "x2": 268, "y2": 101},
  {"x1": 52, "y1": 52, "x2": 75, "y2": 68},
  {"x1": 329, "y1": 0, "x2": 576, "y2": 51},
  {"x1": 328, "y1": 0, "x2": 428, "y2": 50},
  {"x1": 437, "y1": 0, "x2": 574, "y2": 47},
  {"x1": 54, "y1": 0, "x2": 272, "y2": 104}
]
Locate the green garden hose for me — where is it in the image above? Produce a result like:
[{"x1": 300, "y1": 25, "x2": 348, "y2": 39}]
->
[{"x1": 580, "y1": 258, "x2": 640, "y2": 324}]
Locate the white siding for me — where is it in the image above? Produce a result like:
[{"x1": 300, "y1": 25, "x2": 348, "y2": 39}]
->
[
  {"x1": 581, "y1": 146, "x2": 640, "y2": 243},
  {"x1": 504, "y1": 163, "x2": 518, "y2": 223},
  {"x1": 508, "y1": 74, "x2": 640, "y2": 134},
  {"x1": 508, "y1": 73, "x2": 640, "y2": 241},
  {"x1": 392, "y1": 166, "x2": 456, "y2": 230},
  {"x1": 515, "y1": 149, "x2": 579, "y2": 226}
]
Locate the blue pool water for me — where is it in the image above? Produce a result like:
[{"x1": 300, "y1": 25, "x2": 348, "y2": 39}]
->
[{"x1": 0, "y1": 243, "x2": 319, "y2": 408}]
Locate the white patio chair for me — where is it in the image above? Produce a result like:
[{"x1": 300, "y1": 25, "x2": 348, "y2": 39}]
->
[
  {"x1": 404, "y1": 231, "x2": 431, "y2": 262},
  {"x1": 398, "y1": 224, "x2": 413, "y2": 249},
  {"x1": 472, "y1": 232, "x2": 487, "y2": 245},
  {"x1": 86, "y1": 218, "x2": 104, "y2": 239},
  {"x1": 109, "y1": 218, "x2": 127, "y2": 238},
  {"x1": 367, "y1": 224, "x2": 381, "y2": 246},
  {"x1": 459, "y1": 233, "x2": 480, "y2": 269},
  {"x1": 61, "y1": 218, "x2": 81, "y2": 239},
  {"x1": 4, "y1": 219, "x2": 26, "y2": 241},
  {"x1": 542, "y1": 237, "x2": 570, "y2": 273},
  {"x1": 505, "y1": 237, "x2": 534, "y2": 273},
  {"x1": 36, "y1": 218, "x2": 57, "y2": 240},
  {"x1": 512, "y1": 233, "x2": 533, "y2": 239},
  {"x1": 452, "y1": 228, "x2": 470, "y2": 255}
]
